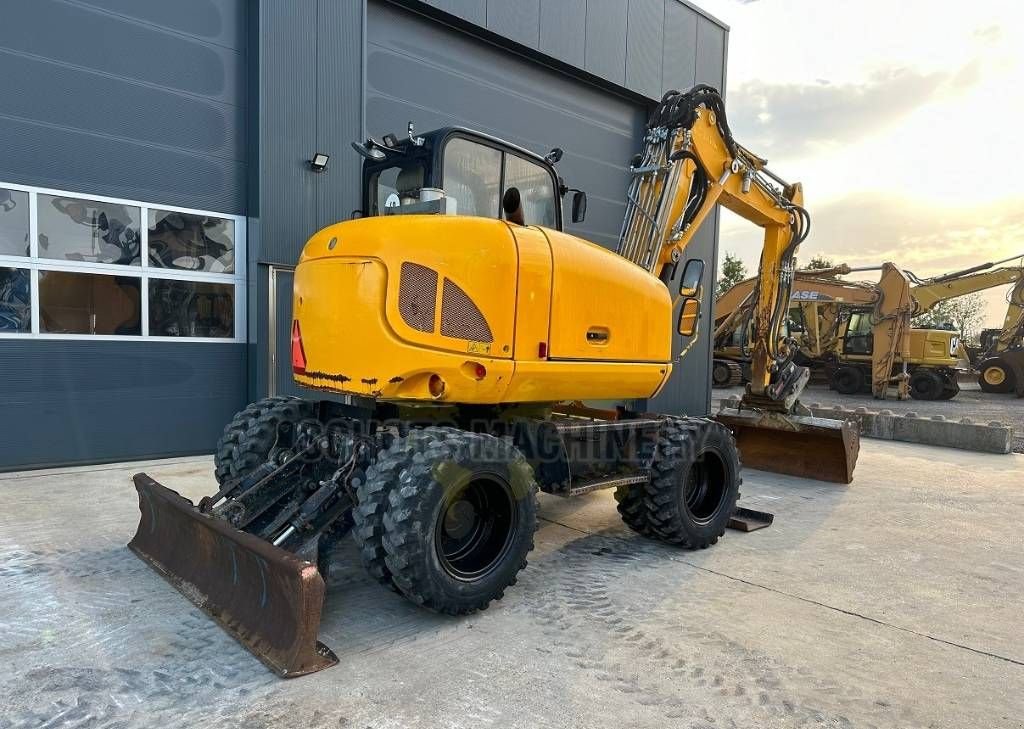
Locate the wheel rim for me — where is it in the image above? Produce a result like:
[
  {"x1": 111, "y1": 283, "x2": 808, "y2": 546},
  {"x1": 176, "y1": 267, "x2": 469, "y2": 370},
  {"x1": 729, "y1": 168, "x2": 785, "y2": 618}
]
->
[
  {"x1": 984, "y1": 366, "x2": 1006, "y2": 386},
  {"x1": 682, "y1": 452, "x2": 728, "y2": 525},
  {"x1": 435, "y1": 473, "x2": 518, "y2": 581}
]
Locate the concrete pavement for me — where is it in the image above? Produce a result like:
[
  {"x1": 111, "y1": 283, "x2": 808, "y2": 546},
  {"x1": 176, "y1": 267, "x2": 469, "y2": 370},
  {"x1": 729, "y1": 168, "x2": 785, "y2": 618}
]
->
[{"x1": 1, "y1": 441, "x2": 1022, "y2": 728}]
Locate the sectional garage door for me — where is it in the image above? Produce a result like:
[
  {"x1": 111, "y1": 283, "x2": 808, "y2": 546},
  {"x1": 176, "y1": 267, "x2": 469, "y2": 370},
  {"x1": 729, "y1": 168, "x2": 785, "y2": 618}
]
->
[{"x1": 365, "y1": 1, "x2": 647, "y2": 249}]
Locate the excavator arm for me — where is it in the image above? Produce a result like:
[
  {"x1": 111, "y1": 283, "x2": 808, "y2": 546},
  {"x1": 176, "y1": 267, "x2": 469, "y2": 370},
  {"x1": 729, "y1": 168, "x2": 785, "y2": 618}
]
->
[
  {"x1": 618, "y1": 87, "x2": 858, "y2": 482},
  {"x1": 909, "y1": 255, "x2": 1024, "y2": 315},
  {"x1": 617, "y1": 87, "x2": 810, "y2": 408}
]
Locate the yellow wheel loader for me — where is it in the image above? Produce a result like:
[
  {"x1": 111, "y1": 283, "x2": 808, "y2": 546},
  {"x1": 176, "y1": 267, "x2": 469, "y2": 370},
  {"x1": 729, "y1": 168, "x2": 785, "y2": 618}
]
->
[
  {"x1": 128, "y1": 87, "x2": 858, "y2": 677},
  {"x1": 969, "y1": 272, "x2": 1024, "y2": 395}
]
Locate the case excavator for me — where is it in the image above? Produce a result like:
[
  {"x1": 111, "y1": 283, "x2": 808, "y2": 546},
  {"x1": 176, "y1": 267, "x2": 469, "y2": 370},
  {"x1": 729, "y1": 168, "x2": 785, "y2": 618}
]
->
[{"x1": 127, "y1": 87, "x2": 859, "y2": 677}]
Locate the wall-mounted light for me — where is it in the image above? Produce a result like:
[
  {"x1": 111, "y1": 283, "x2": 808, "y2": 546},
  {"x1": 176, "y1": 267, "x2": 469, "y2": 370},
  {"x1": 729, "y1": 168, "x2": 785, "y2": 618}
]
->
[{"x1": 309, "y1": 153, "x2": 330, "y2": 173}]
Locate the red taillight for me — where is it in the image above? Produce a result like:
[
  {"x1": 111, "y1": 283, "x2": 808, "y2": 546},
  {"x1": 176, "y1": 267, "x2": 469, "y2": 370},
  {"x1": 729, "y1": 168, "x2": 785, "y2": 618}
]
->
[
  {"x1": 538, "y1": 341, "x2": 548, "y2": 359},
  {"x1": 291, "y1": 320, "x2": 307, "y2": 374}
]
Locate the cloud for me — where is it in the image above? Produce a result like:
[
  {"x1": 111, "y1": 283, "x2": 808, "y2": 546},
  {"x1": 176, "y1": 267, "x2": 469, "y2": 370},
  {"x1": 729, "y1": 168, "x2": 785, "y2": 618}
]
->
[
  {"x1": 727, "y1": 65, "x2": 975, "y2": 157},
  {"x1": 719, "y1": 193, "x2": 1024, "y2": 322},
  {"x1": 720, "y1": 192, "x2": 1024, "y2": 275}
]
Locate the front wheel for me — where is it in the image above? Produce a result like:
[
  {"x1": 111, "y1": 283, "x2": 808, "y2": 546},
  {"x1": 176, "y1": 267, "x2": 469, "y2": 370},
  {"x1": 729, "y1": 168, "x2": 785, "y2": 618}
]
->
[
  {"x1": 831, "y1": 365, "x2": 865, "y2": 395},
  {"x1": 978, "y1": 359, "x2": 1014, "y2": 394},
  {"x1": 372, "y1": 428, "x2": 538, "y2": 615},
  {"x1": 639, "y1": 417, "x2": 741, "y2": 549},
  {"x1": 909, "y1": 369, "x2": 945, "y2": 401}
]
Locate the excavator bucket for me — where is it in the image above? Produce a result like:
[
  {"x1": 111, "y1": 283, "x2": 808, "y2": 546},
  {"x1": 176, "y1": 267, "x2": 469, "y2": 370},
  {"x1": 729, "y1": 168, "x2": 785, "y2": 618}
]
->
[
  {"x1": 714, "y1": 410, "x2": 860, "y2": 484},
  {"x1": 128, "y1": 473, "x2": 338, "y2": 677}
]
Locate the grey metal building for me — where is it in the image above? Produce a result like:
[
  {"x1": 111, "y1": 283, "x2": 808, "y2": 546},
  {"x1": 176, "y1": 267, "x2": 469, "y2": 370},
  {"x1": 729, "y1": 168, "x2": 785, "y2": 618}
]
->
[{"x1": 0, "y1": 0, "x2": 728, "y2": 470}]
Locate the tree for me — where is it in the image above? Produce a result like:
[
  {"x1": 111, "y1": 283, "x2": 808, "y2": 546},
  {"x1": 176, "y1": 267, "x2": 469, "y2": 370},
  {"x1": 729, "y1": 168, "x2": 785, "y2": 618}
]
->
[
  {"x1": 913, "y1": 293, "x2": 986, "y2": 341},
  {"x1": 716, "y1": 252, "x2": 747, "y2": 298},
  {"x1": 804, "y1": 255, "x2": 834, "y2": 270}
]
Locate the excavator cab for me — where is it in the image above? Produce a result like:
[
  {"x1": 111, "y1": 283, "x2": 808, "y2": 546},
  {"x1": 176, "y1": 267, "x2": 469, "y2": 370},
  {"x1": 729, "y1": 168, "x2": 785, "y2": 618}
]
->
[{"x1": 353, "y1": 125, "x2": 586, "y2": 228}]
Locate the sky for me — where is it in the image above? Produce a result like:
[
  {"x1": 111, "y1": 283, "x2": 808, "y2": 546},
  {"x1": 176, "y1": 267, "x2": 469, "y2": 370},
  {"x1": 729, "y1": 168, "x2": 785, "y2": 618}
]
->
[{"x1": 695, "y1": 0, "x2": 1024, "y2": 325}]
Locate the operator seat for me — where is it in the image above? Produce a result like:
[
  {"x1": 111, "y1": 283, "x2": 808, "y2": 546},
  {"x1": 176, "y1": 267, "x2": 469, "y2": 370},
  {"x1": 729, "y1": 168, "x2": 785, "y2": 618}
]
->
[{"x1": 396, "y1": 166, "x2": 424, "y2": 205}]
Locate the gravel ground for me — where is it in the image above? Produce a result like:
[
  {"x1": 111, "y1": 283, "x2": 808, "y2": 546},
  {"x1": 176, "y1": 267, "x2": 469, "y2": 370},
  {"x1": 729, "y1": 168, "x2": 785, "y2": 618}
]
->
[{"x1": 713, "y1": 379, "x2": 1024, "y2": 453}]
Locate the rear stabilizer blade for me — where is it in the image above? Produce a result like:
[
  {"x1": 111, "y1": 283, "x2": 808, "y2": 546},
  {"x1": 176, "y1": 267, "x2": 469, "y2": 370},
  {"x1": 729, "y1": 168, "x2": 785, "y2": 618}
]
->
[
  {"x1": 715, "y1": 409, "x2": 860, "y2": 484},
  {"x1": 128, "y1": 473, "x2": 337, "y2": 677}
]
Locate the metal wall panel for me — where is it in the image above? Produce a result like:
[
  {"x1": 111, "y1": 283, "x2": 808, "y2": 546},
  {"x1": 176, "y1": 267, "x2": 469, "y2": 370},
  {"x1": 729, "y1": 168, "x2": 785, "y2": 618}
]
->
[
  {"x1": 0, "y1": 0, "x2": 247, "y2": 214},
  {"x1": 695, "y1": 16, "x2": 727, "y2": 87},
  {"x1": 0, "y1": 341, "x2": 246, "y2": 471},
  {"x1": 253, "y1": 2, "x2": 317, "y2": 266},
  {"x1": 71, "y1": 0, "x2": 247, "y2": 49},
  {"x1": 538, "y1": 0, "x2": 587, "y2": 68},
  {"x1": 626, "y1": 0, "x2": 665, "y2": 99},
  {"x1": 317, "y1": 0, "x2": 365, "y2": 229},
  {"x1": 486, "y1": 0, "x2": 540, "y2": 49},
  {"x1": 584, "y1": 0, "x2": 628, "y2": 86},
  {"x1": 366, "y1": 1, "x2": 645, "y2": 249},
  {"x1": 421, "y1": 0, "x2": 487, "y2": 25},
  {"x1": 663, "y1": 0, "x2": 699, "y2": 90}
]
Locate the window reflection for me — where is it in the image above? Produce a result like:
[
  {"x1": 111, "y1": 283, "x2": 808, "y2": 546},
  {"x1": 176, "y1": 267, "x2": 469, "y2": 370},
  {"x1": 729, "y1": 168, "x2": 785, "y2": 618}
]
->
[
  {"x1": 442, "y1": 138, "x2": 501, "y2": 218},
  {"x1": 38, "y1": 195, "x2": 141, "y2": 265},
  {"x1": 0, "y1": 188, "x2": 30, "y2": 257},
  {"x1": 149, "y1": 279, "x2": 234, "y2": 338},
  {"x1": 0, "y1": 267, "x2": 30, "y2": 332},
  {"x1": 148, "y1": 209, "x2": 235, "y2": 273},
  {"x1": 503, "y1": 154, "x2": 556, "y2": 227},
  {"x1": 39, "y1": 271, "x2": 141, "y2": 335}
]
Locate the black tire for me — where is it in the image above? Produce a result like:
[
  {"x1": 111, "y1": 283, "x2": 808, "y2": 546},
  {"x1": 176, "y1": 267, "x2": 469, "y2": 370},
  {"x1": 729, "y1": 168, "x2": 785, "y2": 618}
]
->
[
  {"x1": 909, "y1": 369, "x2": 945, "y2": 401},
  {"x1": 831, "y1": 365, "x2": 865, "y2": 395},
  {"x1": 218, "y1": 397, "x2": 316, "y2": 483},
  {"x1": 614, "y1": 483, "x2": 652, "y2": 536},
  {"x1": 978, "y1": 359, "x2": 1014, "y2": 394},
  {"x1": 712, "y1": 361, "x2": 732, "y2": 388},
  {"x1": 642, "y1": 417, "x2": 741, "y2": 548},
  {"x1": 371, "y1": 427, "x2": 538, "y2": 615},
  {"x1": 353, "y1": 444, "x2": 404, "y2": 590},
  {"x1": 214, "y1": 396, "x2": 295, "y2": 484},
  {"x1": 939, "y1": 376, "x2": 960, "y2": 400}
]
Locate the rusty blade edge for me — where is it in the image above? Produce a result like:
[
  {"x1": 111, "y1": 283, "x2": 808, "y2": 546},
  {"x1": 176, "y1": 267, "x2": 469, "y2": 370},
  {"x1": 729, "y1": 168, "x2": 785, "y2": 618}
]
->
[{"x1": 127, "y1": 473, "x2": 339, "y2": 678}]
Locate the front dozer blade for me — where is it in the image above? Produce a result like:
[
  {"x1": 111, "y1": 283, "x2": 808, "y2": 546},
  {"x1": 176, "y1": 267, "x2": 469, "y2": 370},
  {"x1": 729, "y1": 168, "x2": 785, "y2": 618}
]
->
[
  {"x1": 128, "y1": 473, "x2": 338, "y2": 677},
  {"x1": 714, "y1": 410, "x2": 860, "y2": 484}
]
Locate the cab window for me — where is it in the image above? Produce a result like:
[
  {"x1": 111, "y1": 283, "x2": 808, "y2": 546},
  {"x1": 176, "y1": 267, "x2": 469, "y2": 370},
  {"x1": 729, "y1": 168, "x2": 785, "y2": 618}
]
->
[
  {"x1": 442, "y1": 138, "x2": 501, "y2": 217},
  {"x1": 442, "y1": 137, "x2": 558, "y2": 227},
  {"x1": 370, "y1": 161, "x2": 426, "y2": 215},
  {"x1": 503, "y1": 153, "x2": 556, "y2": 227}
]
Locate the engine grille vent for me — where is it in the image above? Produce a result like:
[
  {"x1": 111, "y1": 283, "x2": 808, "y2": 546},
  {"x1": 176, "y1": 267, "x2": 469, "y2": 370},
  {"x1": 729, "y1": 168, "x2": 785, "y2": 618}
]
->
[
  {"x1": 398, "y1": 262, "x2": 437, "y2": 333},
  {"x1": 440, "y1": 278, "x2": 493, "y2": 343}
]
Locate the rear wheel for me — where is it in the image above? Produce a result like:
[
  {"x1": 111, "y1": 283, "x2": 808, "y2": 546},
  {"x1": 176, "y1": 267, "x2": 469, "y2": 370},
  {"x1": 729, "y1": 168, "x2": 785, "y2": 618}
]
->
[
  {"x1": 978, "y1": 359, "x2": 1014, "y2": 393},
  {"x1": 830, "y1": 365, "x2": 865, "y2": 395},
  {"x1": 213, "y1": 396, "x2": 313, "y2": 484},
  {"x1": 370, "y1": 428, "x2": 538, "y2": 614},
  {"x1": 628, "y1": 417, "x2": 740, "y2": 549},
  {"x1": 909, "y1": 369, "x2": 945, "y2": 400}
]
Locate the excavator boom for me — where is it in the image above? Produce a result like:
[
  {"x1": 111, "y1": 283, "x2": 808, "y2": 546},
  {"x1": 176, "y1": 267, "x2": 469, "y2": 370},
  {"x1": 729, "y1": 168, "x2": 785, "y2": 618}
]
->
[{"x1": 619, "y1": 87, "x2": 858, "y2": 482}]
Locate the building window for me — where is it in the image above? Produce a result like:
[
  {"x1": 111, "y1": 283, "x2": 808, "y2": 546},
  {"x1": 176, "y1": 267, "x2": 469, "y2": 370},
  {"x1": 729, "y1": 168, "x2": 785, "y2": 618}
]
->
[{"x1": 0, "y1": 182, "x2": 245, "y2": 342}]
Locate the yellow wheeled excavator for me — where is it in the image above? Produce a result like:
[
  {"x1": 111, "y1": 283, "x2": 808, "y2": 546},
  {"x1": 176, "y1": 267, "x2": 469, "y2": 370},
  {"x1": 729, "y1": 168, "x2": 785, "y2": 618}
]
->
[{"x1": 127, "y1": 87, "x2": 858, "y2": 677}]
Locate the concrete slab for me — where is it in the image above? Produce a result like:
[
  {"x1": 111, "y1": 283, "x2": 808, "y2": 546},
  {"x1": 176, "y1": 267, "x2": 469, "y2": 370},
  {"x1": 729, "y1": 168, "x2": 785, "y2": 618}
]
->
[{"x1": 1, "y1": 441, "x2": 1022, "y2": 728}]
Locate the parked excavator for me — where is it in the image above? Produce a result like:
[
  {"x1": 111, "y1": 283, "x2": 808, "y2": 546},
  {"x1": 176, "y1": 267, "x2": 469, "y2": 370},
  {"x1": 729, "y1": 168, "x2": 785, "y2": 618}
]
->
[
  {"x1": 127, "y1": 87, "x2": 858, "y2": 677},
  {"x1": 713, "y1": 263, "x2": 952, "y2": 399}
]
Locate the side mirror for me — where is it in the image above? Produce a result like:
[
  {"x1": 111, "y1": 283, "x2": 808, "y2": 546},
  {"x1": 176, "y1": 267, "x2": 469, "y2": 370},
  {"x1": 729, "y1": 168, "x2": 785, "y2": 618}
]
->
[
  {"x1": 678, "y1": 259, "x2": 705, "y2": 297},
  {"x1": 571, "y1": 190, "x2": 587, "y2": 223},
  {"x1": 677, "y1": 297, "x2": 700, "y2": 336}
]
